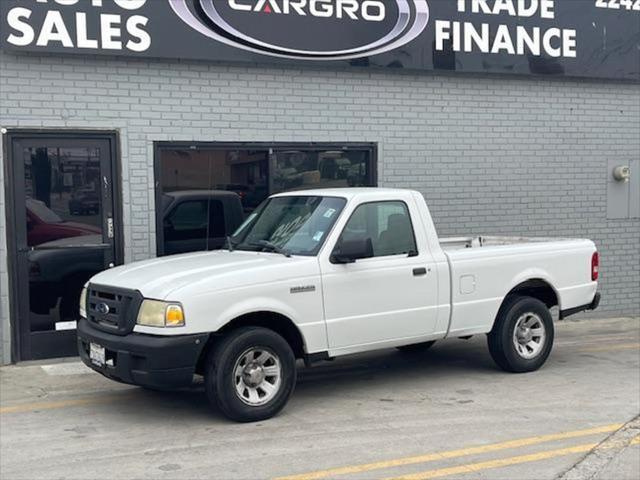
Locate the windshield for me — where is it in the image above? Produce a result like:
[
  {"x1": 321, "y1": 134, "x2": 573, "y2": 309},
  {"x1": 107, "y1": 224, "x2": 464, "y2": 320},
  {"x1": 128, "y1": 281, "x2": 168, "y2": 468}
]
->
[{"x1": 233, "y1": 196, "x2": 346, "y2": 256}]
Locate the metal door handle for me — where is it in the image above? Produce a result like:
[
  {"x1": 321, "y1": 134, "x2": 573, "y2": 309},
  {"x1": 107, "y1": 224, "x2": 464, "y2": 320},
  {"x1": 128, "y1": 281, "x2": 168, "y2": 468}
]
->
[{"x1": 413, "y1": 267, "x2": 427, "y2": 276}]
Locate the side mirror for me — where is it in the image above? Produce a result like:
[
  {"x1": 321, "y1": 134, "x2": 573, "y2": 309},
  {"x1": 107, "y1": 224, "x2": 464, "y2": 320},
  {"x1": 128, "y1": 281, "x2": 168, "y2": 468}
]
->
[{"x1": 331, "y1": 237, "x2": 374, "y2": 264}]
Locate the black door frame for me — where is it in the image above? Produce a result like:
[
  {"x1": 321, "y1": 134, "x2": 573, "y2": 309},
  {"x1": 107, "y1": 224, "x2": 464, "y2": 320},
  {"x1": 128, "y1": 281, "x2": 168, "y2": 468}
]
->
[
  {"x1": 3, "y1": 129, "x2": 124, "y2": 362},
  {"x1": 153, "y1": 141, "x2": 378, "y2": 256}
]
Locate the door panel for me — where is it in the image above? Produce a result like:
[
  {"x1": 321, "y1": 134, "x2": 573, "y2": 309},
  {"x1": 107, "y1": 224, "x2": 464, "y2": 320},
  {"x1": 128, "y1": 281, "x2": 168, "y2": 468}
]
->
[
  {"x1": 11, "y1": 138, "x2": 117, "y2": 360},
  {"x1": 322, "y1": 256, "x2": 439, "y2": 350},
  {"x1": 320, "y1": 200, "x2": 439, "y2": 352}
]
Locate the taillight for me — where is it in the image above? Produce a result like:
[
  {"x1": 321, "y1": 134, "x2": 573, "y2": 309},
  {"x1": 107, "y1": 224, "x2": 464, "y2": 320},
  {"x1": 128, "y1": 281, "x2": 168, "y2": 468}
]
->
[{"x1": 591, "y1": 252, "x2": 599, "y2": 281}]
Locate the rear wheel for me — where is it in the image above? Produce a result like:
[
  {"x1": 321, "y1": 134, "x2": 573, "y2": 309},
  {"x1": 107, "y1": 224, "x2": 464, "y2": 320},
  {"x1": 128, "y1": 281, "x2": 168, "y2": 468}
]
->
[
  {"x1": 488, "y1": 296, "x2": 554, "y2": 373},
  {"x1": 205, "y1": 327, "x2": 296, "y2": 422},
  {"x1": 397, "y1": 341, "x2": 436, "y2": 353}
]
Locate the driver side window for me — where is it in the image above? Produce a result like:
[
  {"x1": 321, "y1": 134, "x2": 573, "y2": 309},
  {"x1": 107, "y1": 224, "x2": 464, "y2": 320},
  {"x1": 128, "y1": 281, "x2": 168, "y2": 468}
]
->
[{"x1": 338, "y1": 201, "x2": 417, "y2": 258}]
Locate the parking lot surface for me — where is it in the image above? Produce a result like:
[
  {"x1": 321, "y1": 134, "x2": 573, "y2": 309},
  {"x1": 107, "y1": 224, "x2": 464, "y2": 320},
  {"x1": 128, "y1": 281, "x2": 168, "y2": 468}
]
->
[{"x1": 1, "y1": 317, "x2": 639, "y2": 480}]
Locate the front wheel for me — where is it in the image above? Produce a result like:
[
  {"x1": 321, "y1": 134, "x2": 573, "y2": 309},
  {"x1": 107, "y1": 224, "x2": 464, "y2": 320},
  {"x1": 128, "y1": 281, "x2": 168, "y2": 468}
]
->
[
  {"x1": 205, "y1": 327, "x2": 296, "y2": 422},
  {"x1": 487, "y1": 296, "x2": 554, "y2": 373}
]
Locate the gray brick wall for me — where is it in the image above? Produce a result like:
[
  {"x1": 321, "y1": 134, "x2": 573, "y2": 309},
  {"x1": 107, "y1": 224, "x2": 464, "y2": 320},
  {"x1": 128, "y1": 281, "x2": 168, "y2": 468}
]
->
[{"x1": 1, "y1": 51, "x2": 639, "y2": 364}]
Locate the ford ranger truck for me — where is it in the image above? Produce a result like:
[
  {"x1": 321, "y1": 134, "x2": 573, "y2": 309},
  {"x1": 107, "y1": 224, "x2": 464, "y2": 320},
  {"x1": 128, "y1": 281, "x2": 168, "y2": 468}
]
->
[{"x1": 78, "y1": 188, "x2": 600, "y2": 422}]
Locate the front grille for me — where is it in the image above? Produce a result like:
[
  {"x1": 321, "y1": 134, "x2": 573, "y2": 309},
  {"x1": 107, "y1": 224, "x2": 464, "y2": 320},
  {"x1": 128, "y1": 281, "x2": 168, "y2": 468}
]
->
[{"x1": 86, "y1": 284, "x2": 143, "y2": 335}]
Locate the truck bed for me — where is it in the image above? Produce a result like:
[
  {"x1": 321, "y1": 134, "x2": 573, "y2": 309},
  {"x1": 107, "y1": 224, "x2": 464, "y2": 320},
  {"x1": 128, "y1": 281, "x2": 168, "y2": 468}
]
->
[{"x1": 438, "y1": 235, "x2": 597, "y2": 337}]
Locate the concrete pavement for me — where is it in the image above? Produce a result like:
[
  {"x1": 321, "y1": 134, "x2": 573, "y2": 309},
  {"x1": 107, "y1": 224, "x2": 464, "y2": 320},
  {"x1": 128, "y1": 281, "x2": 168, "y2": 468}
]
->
[{"x1": 1, "y1": 317, "x2": 639, "y2": 480}]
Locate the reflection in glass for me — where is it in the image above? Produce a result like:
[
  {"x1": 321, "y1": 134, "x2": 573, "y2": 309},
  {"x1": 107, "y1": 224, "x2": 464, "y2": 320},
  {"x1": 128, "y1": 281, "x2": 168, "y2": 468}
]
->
[
  {"x1": 23, "y1": 147, "x2": 106, "y2": 332},
  {"x1": 158, "y1": 149, "x2": 269, "y2": 256},
  {"x1": 162, "y1": 193, "x2": 233, "y2": 255},
  {"x1": 157, "y1": 147, "x2": 374, "y2": 257},
  {"x1": 24, "y1": 147, "x2": 102, "y2": 246},
  {"x1": 160, "y1": 149, "x2": 269, "y2": 213},
  {"x1": 272, "y1": 150, "x2": 372, "y2": 192}
]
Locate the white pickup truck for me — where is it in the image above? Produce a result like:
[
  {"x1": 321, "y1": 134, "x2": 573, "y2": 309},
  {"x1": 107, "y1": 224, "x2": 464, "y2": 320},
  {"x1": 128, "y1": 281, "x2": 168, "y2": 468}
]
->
[{"x1": 78, "y1": 188, "x2": 600, "y2": 422}]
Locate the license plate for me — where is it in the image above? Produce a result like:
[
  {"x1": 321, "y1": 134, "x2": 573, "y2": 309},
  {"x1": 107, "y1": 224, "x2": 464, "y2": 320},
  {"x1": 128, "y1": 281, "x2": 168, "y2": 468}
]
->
[{"x1": 89, "y1": 342, "x2": 105, "y2": 367}]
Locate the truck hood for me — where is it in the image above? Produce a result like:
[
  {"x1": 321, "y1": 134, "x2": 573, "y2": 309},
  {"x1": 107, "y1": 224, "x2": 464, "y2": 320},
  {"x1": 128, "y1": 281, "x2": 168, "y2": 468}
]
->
[{"x1": 89, "y1": 250, "x2": 317, "y2": 300}]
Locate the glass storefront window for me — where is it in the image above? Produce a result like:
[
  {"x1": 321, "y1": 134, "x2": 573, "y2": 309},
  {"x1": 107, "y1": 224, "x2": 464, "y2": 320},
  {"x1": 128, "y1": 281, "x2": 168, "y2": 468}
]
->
[{"x1": 156, "y1": 145, "x2": 375, "y2": 256}]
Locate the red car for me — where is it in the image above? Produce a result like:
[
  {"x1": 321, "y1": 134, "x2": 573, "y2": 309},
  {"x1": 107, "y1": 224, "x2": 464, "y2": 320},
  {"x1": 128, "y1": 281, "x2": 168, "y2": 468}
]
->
[{"x1": 26, "y1": 198, "x2": 100, "y2": 247}]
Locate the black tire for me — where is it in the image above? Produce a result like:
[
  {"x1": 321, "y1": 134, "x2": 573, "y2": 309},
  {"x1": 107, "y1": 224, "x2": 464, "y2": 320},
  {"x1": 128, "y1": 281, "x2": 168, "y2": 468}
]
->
[
  {"x1": 397, "y1": 340, "x2": 436, "y2": 353},
  {"x1": 205, "y1": 327, "x2": 296, "y2": 422},
  {"x1": 488, "y1": 296, "x2": 554, "y2": 373}
]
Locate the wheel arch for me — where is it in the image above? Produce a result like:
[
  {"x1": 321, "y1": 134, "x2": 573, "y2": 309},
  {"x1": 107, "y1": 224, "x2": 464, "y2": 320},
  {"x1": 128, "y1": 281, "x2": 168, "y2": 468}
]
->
[
  {"x1": 501, "y1": 278, "x2": 559, "y2": 312},
  {"x1": 195, "y1": 311, "x2": 307, "y2": 374}
]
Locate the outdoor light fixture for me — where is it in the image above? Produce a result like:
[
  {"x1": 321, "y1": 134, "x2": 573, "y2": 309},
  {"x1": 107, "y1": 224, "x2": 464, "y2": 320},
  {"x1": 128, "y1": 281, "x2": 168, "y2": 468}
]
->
[{"x1": 612, "y1": 165, "x2": 631, "y2": 183}]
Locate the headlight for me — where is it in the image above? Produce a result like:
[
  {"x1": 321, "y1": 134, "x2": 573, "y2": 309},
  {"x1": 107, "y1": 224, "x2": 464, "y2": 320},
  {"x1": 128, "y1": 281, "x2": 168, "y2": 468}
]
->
[
  {"x1": 79, "y1": 287, "x2": 87, "y2": 319},
  {"x1": 136, "y1": 300, "x2": 185, "y2": 328}
]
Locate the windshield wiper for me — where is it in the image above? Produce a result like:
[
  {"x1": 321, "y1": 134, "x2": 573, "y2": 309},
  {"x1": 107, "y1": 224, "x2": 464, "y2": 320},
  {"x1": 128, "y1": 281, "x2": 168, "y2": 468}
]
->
[{"x1": 249, "y1": 240, "x2": 291, "y2": 258}]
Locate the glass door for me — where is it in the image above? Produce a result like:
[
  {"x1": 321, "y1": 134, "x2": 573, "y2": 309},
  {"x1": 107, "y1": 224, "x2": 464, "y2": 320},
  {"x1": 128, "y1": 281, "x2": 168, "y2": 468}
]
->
[{"x1": 11, "y1": 137, "x2": 118, "y2": 360}]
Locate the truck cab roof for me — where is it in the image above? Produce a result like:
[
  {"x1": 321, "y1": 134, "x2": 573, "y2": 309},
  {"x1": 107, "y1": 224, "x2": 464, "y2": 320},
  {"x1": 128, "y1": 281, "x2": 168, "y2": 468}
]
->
[
  {"x1": 161, "y1": 190, "x2": 242, "y2": 211},
  {"x1": 273, "y1": 187, "x2": 419, "y2": 200}
]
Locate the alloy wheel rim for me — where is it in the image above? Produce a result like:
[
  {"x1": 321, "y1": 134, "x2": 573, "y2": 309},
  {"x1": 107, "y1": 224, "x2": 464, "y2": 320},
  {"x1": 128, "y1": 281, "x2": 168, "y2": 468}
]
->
[
  {"x1": 233, "y1": 347, "x2": 282, "y2": 406},
  {"x1": 512, "y1": 312, "x2": 546, "y2": 359}
]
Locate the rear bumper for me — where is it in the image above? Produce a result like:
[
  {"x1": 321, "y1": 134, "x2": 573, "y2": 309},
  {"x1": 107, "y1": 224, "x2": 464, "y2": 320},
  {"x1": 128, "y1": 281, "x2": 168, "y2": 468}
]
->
[
  {"x1": 77, "y1": 318, "x2": 208, "y2": 389},
  {"x1": 559, "y1": 292, "x2": 601, "y2": 320}
]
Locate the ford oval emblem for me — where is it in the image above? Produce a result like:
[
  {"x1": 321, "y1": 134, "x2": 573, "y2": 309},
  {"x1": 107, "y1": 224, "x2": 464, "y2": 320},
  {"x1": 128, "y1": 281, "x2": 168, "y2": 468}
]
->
[
  {"x1": 96, "y1": 302, "x2": 110, "y2": 315},
  {"x1": 168, "y1": 0, "x2": 429, "y2": 60}
]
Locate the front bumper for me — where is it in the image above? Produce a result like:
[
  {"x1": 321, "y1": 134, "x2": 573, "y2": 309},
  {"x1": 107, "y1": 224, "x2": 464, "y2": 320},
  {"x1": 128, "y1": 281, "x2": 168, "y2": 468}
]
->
[{"x1": 77, "y1": 318, "x2": 209, "y2": 389}]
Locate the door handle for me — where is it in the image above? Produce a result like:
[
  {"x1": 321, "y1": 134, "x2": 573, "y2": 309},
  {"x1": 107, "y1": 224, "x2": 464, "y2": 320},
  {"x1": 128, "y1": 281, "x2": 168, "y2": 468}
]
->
[
  {"x1": 413, "y1": 267, "x2": 427, "y2": 276},
  {"x1": 107, "y1": 217, "x2": 114, "y2": 239}
]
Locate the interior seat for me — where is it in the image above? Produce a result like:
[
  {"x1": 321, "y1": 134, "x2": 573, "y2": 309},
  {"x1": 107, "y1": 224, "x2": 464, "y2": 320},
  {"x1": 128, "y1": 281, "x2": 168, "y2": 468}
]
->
[{"x1": 377, "y1": 213, "x2": 413, "y2": 256}]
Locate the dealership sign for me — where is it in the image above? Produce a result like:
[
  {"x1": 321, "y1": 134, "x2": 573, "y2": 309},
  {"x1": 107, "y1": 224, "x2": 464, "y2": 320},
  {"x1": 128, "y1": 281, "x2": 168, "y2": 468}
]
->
[
  {"x1": 1, "y1": 0, "x2": 638, "y2": 81},
  {"x1": 169, "y1": 0, "x2": 430, "y2": 59}
]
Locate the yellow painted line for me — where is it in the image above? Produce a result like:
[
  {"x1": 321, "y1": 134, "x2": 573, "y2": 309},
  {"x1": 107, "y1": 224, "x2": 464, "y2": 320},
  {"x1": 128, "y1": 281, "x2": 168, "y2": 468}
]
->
[
  {"x1": 558, "y1": 335, "x2": 638, "y2": 346},
  {"x1": 577, "y1": 343, "x2": 640, "y2": 353},
  {"x1": 274, "y1": 424, "x2": 622, "y2": 480},
  {"x1": 385, "y1": 442, "x2": 598, "y2": 480},
  {"x1": 388, "y1": 434, "x2": 640, "y2": 480},
  {"x1": 0, "y1": 393, "x2": 133, "y2": 414}
]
